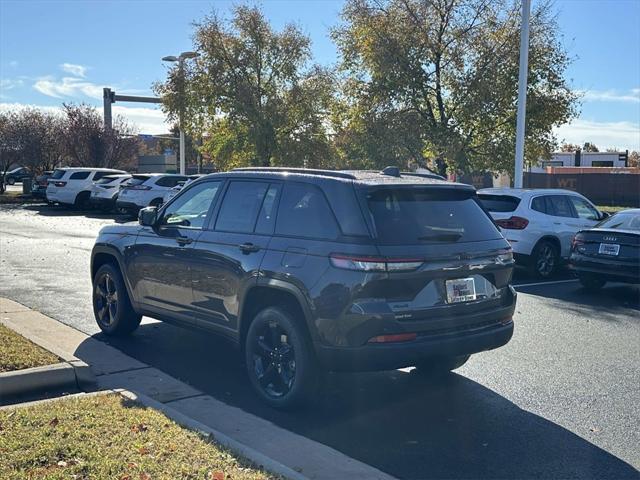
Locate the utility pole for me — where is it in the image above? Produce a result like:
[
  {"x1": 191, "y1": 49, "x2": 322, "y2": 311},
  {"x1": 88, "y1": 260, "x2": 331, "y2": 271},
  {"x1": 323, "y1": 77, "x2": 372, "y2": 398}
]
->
[
  {"x1": 514, "y1": 0, "x2": 531, "y2": 188},
  {"x1": 162, "y1": 52, "x2": 198, "y2": 175}
]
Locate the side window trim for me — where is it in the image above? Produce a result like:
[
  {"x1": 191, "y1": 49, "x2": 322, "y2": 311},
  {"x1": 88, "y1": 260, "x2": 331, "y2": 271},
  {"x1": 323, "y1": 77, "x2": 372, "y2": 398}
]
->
[{"x1": 254, "y1": 181, "x2": 283, "y2": 235}]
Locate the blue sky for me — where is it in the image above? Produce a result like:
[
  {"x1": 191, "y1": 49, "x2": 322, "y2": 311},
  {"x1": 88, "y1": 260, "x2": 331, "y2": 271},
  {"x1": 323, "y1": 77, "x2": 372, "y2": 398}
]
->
[{"x1": 1, "y1": 0, "x2": 638, "y2": 151}]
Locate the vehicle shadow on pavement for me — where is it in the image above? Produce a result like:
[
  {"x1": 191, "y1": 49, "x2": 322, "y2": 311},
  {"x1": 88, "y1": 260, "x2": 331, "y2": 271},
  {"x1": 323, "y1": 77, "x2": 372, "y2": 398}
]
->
[
  {"x1": 521, "y1": 283, "x2": 639, "y2": 323},
  {"x1": 22, "y1": 203, "x2": 134, "y2": 223},
  {"x1": 78, "y1": 322, "x2": 639, "y2": 480}
]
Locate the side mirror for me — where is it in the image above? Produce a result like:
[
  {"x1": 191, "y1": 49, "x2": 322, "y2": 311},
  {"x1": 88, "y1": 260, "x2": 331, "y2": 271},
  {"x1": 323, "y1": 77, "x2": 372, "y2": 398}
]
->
[{"x1": 138, "y1": 206, "x2": 158, "y2": 226}]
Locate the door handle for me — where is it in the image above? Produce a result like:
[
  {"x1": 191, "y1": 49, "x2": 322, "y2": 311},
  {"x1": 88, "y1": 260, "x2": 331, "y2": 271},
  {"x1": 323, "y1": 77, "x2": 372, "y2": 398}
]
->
[
  {"x1": 176, "y1": 236, "x2": 193, "y2": 246},
  {"x1": 239, "y1": 242, "x2": 260, "y2": 254}
]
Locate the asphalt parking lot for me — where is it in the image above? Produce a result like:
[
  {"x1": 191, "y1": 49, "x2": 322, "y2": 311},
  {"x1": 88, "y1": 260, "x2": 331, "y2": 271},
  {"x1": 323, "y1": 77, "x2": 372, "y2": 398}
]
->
[{"x1": 1, "y1": 202, "x2": 638, "y2": 479}]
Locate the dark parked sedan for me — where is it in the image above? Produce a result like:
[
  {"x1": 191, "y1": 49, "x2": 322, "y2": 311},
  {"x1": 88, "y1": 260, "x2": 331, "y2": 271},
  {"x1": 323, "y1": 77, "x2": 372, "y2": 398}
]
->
[
  {"x1": 570, "y1": 209, "x2": 640, "y2": 290},
  {"x1": 4, "y1": 166, "x2": 31, "y2": 185},
  {"x1": 31, "y1": 170, "x2": 53, "y2": 198}
]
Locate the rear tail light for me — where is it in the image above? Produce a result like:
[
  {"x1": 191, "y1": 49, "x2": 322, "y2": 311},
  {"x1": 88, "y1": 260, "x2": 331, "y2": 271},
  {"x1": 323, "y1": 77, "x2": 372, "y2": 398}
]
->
[
  {"x1": 495, "y1": 216, "x2": 529, "y2": 230},
  {"x1": 53, "y1": 181, "x2": 67, "y2": 187},
  {"x1": 330, "y1": 254, "x2": 423, "y2": 272},
  {"x1": 572, "y1": 234, "x2": 585, "y2": 251},
  {"x1": 126, "y1": 185, "x2": 151, "y2": 190},
  {"x1": 368, "y1": 333, "x2": 417, "y2": 343},
  {"x1": 496, "y1": 250, "x2": 514, "y2": 264},
  {"x1": 101, "y1": 185, "x2": 116, "y2": 189}
]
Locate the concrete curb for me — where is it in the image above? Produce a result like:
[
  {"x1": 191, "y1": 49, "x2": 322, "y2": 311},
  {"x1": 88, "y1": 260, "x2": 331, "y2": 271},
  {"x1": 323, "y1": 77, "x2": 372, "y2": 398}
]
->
[
  {"x1": 118, "y1": 389, "x2": 308, "y2": 480},
  {"x1": 0, "y1": 359, "x2": 95, "y2": 399}
]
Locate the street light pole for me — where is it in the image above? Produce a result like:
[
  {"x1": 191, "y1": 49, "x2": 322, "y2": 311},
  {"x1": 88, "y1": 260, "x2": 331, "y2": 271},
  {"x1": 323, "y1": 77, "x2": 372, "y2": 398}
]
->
[
  {"x1": 162, "y1": 51, "x2": 198, "y2": 175},
  {"x1": 514, "y1": 0, "x2": 531, "y2": 188}
]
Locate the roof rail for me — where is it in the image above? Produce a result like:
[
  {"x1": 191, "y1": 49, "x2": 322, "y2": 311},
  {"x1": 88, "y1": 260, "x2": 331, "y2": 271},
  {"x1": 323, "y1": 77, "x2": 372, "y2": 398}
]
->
[{"x1": 232, "y1": 167, "x2": 356, "y2": 180}]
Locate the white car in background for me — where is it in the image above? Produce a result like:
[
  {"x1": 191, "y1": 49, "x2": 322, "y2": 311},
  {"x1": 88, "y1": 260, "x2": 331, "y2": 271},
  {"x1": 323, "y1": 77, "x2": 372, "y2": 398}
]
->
[
  {"x1": 89, "y1": 174, "x2": 132, "y2": 212},
  {"x1": 46, "y1": 167, "x2": 126, "y2": 208},
  {"x1": 116, "y1": 173, "x2": 189, "y2": 214},
  {"x1": 162, "y1": 174, "x2": 205, "y2": 203},
  {"x1": 478, "y1": 188, "x2": 608, "y2": 277}
]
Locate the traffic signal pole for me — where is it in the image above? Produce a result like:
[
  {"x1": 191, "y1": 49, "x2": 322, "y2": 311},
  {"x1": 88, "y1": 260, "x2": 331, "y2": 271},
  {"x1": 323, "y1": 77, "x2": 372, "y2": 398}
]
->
[{"x1": 514, "y1": 0, "x2": 531, "y2": 188}]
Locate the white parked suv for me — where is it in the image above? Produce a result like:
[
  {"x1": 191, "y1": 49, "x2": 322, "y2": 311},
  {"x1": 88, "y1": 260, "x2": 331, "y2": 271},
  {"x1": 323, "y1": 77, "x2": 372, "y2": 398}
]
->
[
  {"x1": 478, "y1": 188, "x2": 607, "y2": 277},
  {"x1": 89, "y1": 174, "x2": 132, "y2": 212},
  {"x1": 116, "y1": 173, "x2": 189, "y2": 213},
  {"x1": 46, "y1": 167, "x2": 127, "y2": 208}
]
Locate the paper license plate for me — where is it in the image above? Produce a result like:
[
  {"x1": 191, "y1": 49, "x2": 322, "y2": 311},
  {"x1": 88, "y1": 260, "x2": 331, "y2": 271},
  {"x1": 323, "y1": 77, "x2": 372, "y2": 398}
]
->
[
  {"x1": 445, "y1": 277, "x2": 477, "y2": 303},
  {"x1": 598, "y1": 243, "x2": 620, "y2": 256}
]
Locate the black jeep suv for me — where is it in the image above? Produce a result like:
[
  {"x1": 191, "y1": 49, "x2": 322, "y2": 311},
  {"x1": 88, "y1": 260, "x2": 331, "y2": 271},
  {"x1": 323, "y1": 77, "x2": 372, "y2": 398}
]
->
[{"x1": 91, "y1": 167, "x2": 516, "y2": 408}]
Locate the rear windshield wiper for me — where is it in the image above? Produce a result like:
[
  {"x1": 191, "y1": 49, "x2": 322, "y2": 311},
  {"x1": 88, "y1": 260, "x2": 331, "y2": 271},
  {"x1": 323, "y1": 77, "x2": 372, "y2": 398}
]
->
[{"x1": 418, "y1": 233, "x2": 463, "y2": 242}]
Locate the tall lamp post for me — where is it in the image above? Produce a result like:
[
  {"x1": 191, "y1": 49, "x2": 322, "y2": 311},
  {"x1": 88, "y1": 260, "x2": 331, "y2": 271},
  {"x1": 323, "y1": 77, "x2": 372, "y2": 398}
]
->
[
  {"x1": 162, "y1": 51, "x2": 198, "y2": 175},
  {"x1": 514, "y1": 0, "x2": 531, "y2": 188}
]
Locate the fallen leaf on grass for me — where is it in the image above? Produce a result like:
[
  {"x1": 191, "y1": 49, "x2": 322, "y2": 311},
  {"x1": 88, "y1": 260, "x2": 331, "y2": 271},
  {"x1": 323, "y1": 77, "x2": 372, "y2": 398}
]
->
[
  {"x1": 131, "y1": 423, "x2": 149, "y2": 433},
  {"x1": 208, "y1": 472, "x2": 225, "y2": 480},
  {"x1": 49, "y1": 417, "x2": 59, "y2": 427},
  {"x1": 140, "y1": 473, "x2": 152, "y2": 480}
]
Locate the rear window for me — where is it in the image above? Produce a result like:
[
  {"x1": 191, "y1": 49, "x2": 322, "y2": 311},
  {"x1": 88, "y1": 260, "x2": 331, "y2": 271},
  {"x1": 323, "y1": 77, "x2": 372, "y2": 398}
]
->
[
  {"x1": 596, "y1": 212, "x2": 640, "y2": 231},
  {"x1": 365, "y1": 188, "x2": 501, "y2": 244},
  {"x1": 478, "y1": 194, "x2": 521, "y2": 213},
  {"x1": 51, "y1": 169, "x2": 67, "y2": 180},
  {"x1": 127, "y1": 175, "x2": 151, "y2": 186},
  {"x1": 95, "y1": 176, "x2": 120, "y2": 185}
]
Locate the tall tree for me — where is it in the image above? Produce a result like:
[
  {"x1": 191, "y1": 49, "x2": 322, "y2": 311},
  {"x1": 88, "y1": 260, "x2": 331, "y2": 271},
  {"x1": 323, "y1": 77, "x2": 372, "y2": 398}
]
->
[
  {"x1": 155, "y1": 5, "x2": 335, "y2": 170},
  {"x1": 61, "y1": 103, "x2": 140, "y2": 169},
  {"x1": 333, "y1": 0, "x2": 579, "y2": 174}
]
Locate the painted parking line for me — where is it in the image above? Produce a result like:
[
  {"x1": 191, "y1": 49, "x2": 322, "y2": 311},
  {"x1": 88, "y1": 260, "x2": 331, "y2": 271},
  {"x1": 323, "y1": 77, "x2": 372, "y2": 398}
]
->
[{"x1": 513, "y1": 278, "x2": 579, "y2": 289}]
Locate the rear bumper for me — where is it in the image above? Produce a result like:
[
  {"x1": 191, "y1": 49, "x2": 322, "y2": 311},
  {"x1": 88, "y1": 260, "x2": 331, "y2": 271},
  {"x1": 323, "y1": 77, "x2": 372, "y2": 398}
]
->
[
  {"x1": 115, "y1": 200, "x2": 141, "y2": 212},
  {"x1": 315, "y1": 313, "x2": 515, "y2": 372},
  {"x1": 90, "y1": 196, "x2": 116, "y2": 209},
  {"x1": 570, "y1": 254, "x2": 640, "y2": 283}
]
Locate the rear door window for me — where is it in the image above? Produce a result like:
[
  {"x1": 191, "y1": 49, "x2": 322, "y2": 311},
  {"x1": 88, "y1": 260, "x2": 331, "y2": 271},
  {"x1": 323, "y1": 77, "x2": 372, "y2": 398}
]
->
[
  {"x1": 548, "y1": 195, "x2": 575, "y2": 218},
  {"x1": 365, "y1": 188, "x2": 501, "y2": 244},
  {"x1": 215, "y1": 181, "x2": 270, "y2": 233},
  {"x1": 275, "y1": 183, "x2": 340, "y2": 240},
  {"x1": 69, "y1": 171, "x2": 90, "y2": 180},
  {"x1": 478, "y1": 194, "x2": 521, "y2": 212}
]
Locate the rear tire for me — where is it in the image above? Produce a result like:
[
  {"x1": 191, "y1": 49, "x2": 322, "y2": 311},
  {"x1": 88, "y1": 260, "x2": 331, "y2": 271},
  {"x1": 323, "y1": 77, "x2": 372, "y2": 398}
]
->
[
  {"x1": 414, "y1": 355, "x2": 470, "y2": 376},
  {"x1": 531, "y1": 240, "x2": 559, "y2": 278},
  {"x1": 7, "y1": 177, "x2": 15, "y2": 185},
  {"x1": 92, "y1": 263, "x2": 141, "y2": 336},
  {"x1": 244, "y1": 307, "x2": 318, "y2": 409},
  {"x1": 578, "y1": 274, "x2": 606, "y2": 291},
  {"x1": 74, "y1": 191, "x2": 91, "y2": 210}
]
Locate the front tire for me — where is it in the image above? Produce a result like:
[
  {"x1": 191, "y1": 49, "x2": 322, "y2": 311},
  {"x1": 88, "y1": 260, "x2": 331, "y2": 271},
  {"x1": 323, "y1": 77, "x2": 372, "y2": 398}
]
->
[
  {"x1": 7, "y1": 177, "x2": 15, "y2": 185},
  {"x1": 245, "y1": 307, "x2": 318, "y2": 409},
  {"x1": 92, "y1": 263, "x2": 141, "y2": 336},
  {"x1": 531, "y1": 240, "x2": 559, "y2": 278},
  {"x1": 414, "y1": 354, "x2": 470, "y2": 376}
]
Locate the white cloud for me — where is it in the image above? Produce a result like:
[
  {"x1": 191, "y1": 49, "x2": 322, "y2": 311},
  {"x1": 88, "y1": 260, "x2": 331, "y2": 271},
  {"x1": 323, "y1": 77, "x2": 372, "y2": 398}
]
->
[
  {"x1": 0, "y1": 102, "x2": 171, "y2": 135},
  {"x1": 0, "y1": 78, "x2": 24, "y2": 91},
  {"x1": 9, "y1": 60, "x2": 18, "y2": 68},
  {"x1": 60, "y1": 63, "x2": 88, "y2": 78},
  {"x1": 555, "y1": 119, "x2": 640, "y2": 151},
  {"x1": 33, "y1": 76, "x2": 103, "y2": 99},
  {"x1": 580, "y1": 88, "x2": 640, "y2": 104}
]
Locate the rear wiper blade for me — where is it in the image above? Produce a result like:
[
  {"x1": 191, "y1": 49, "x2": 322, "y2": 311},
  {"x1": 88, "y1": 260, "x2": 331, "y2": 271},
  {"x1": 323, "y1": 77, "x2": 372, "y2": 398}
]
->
[{"x1": 418, "y1": 233, "x2": 463, "y2": 241}]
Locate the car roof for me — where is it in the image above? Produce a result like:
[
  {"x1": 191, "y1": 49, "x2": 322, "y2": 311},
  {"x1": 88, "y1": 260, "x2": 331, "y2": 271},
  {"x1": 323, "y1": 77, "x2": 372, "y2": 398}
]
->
[
  {"x1": 207, "y1": 167, "x2": 472, "y2": 190},
  {"x1": 55, "y1": 167, "x2": 126, "y2": 172},
  {"x1": 478, "y1": 188, "x2": 582, "y2": 198},
  {"x1": 612, "y1": 208, "x2": 640, "y2": 214}
]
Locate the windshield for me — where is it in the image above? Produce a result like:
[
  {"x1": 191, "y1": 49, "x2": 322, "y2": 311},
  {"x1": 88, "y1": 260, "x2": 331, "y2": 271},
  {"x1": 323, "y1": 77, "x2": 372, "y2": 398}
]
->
[
  {"x1": 596, "y1": 212, "x2": 640, "y2": 231},
  {"x1": 125, "y1": 175, "x2": 151, "y2": 186},
  {"x1": 365, "y1": 187, "x2": 502, "y2": 244}
]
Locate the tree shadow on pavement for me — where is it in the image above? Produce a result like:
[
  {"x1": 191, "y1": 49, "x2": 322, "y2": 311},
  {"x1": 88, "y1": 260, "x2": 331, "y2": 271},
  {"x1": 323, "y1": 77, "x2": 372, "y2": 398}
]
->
[
  {"x1": 79, "y1": 322, "x2": 639, "y2": 480},
  {"x1": 22, "y1": 203, "x2": 134, "y2": 223}
]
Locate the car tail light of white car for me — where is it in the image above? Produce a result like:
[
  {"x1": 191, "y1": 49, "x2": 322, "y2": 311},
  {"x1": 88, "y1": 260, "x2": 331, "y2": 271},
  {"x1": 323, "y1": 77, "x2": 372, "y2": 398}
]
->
[
  {"x1": 126, "y1": 185, "x2": 151, "y2": 190},
  {"x1": 52, "y1": 181, "x2": 67, "y2": 187},
  {"x1": 495, "y1": 216, "x2": 529, "y2": 230}
]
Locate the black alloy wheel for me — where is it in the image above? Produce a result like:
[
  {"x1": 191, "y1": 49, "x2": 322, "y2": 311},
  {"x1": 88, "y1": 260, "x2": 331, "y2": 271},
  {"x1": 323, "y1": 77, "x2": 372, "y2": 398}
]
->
[
  {"x1": 245, "y1": 307, "x2": 317, "y2": 409},
  {"x1": 92, "y1": 263, "x2": 141, "y2": 336},
  {"x1": 533, "y1": 240, "x2": 559, "y2": 278}
]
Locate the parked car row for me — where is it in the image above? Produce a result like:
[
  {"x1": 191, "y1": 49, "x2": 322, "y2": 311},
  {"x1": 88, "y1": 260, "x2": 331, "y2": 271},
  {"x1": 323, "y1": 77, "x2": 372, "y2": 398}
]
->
[{"x1": 42, "y1": 167, "x2": 192, "y2": 214}]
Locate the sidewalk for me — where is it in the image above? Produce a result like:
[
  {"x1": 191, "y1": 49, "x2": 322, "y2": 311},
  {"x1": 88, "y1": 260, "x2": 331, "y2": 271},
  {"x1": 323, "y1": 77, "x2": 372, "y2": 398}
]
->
[{"x1": 0, "y1": 297, "x2": 395, "y2": 480}]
